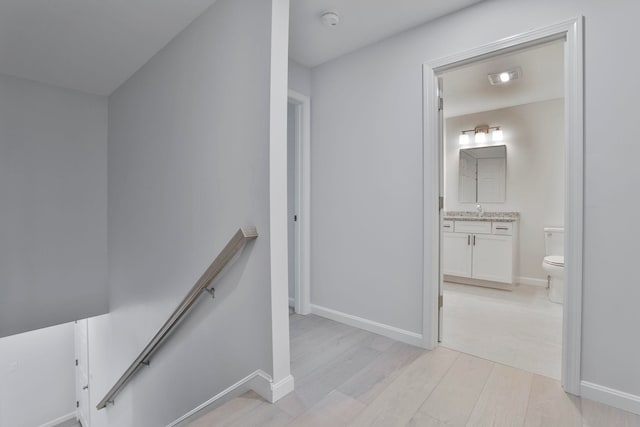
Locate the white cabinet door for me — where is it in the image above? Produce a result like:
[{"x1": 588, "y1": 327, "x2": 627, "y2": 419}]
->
[
  {"x1": 443, "y1": 232, "x2": 472, "y2": 278},
  {"x1": 472, "y1": 234, "x2": 512, "y2": 283}
]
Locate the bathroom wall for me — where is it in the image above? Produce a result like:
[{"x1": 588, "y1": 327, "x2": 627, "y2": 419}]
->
[{"x1": 445, "y1": 99, "x2": 565, "y2": 283}]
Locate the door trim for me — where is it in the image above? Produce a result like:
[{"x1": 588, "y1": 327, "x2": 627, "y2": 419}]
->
[
  {"x1": 422, "y1": 17, "x2": 584, "y2": 395},
  {"x1": 288, "y1": 90, "x2": 311, "y2": 315}
]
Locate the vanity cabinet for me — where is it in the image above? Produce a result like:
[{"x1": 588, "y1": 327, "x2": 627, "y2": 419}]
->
[{"x1": 443, "y1": 219, "x2": 517, "y2": 285}]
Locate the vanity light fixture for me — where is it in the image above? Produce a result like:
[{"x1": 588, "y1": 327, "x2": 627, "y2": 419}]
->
[
  {"x1": 488, "y1": 67, "x2": 522, "y2": 85},
  {"x1": 459, "y1": 125, "x2": 503, "y2": 145}
]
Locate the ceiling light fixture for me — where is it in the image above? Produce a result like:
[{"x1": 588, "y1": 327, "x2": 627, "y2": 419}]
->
[
  {"x1": 459, "y1": 125, "x2": 504, "y2": 145},
  {"x1": 488, "y1": 67, "x2": 522, "y2": 85},
  {"x1": 320, "y1": 11, "x2": 340, "y2": 27}
]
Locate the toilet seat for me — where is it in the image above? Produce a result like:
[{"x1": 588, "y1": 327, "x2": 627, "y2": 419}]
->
[{"x1": 544, "y1": 255, "x2": 564, "y2": 267}]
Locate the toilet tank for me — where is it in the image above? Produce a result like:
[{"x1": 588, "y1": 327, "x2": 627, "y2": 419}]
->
[{"x1": 544, "y1": 227, "x2": 564, "y2": 256}]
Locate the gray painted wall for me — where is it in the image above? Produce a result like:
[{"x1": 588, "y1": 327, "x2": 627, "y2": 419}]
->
[
  {"x1": 0, "y1": 322, "x2": 75, "y2": 426},
  {"x1": 288, "y1": 60, "x2": 311, "y2": 96},
  {"x1": 0, "y1": 73, "x2": 108, "y2": 338},
  {"x1": 89, "y1": 0, "x2": 277, "y2": 425},
  {"x1": 445, "y1": 100, "x2": 565, "y2": 282},
  {"x1": 310, "y1": 0, "x2": 640, "y2": 397}
]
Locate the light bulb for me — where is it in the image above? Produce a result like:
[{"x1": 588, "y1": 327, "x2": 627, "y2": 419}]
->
[
  {"x1": 500, "y1": 72, "x2": 510, "y2": 83},
  {"x1": 492, "y1": 128, "x2": 503, "y2": 141},
  {"x1": 475, "y1": 132, "x2": 486, "y2": 143},
  {"x1": 459, "y1": 133, "x2": 470, "y2": 145}
]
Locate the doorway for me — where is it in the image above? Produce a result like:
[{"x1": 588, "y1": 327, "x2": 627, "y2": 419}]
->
[
  {"x1": 423, "y1": 18, "x2": 584, "y2": 394},
  {"x1": 439, "y1": 40, "x2": 565, "y2": 380},
  {"x1": 287, "y1": 90, "x2": 311, "y2": 315}
]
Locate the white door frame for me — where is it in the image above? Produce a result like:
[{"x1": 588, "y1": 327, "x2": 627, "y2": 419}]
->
[
  {"x1": 288, "y1": 89, "x2": 311, "y2": 315},
  {"x1": 74, "y1": 319, "x2": 91, "y2": 427},
  {"x1": 422, "y1": 17, "x2": 584, "y2": 395}
]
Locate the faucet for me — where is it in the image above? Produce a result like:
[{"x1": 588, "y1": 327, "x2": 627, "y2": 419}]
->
[{"x1": 476, "y1": 204, "x2": 483, "y2": 217}]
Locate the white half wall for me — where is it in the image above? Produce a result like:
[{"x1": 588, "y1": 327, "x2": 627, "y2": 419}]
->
[
  {"x1": 445, "y1": 99, "x2": 565, "y2": 281},
  {"x1": 0, "y1": 323, "x2": 76, "y2": 427},
  {"x1": 0, "y1": 73, "x2": 108, "y2": 338},
  {"x1": 92, "y1": 0, "x2": 289, "y2": 425},
  {"x1": 309, "y1": 0, "x2": 640, "y2": 404}
]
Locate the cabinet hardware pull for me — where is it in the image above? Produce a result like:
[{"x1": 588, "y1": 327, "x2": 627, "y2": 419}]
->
[
  {"x1": 467, "y1": 235, "x2": 470, "y2": 245},
  {"x1": 496, "y1": 227, "x2": 508, "y2": 230},
  {"x1": 473, "y1": 235, "x2": 476, "y2": 245}
]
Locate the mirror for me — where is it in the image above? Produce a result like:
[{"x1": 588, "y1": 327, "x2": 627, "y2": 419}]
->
[{"x1": 458, "y1": 145, "x2": 506, "y2": 203}]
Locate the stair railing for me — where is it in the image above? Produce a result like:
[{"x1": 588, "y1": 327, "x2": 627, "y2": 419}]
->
[{"x1": 96, "y1": 227, "x2": 258, "y2": 410}]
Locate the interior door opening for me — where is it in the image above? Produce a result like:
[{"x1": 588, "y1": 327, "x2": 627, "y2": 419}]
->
[
  {"x1": 438, "y1": 39, "x2": 565, "y2": 381},
  {"x1": 424, "y1": 18, "x2": 584, "y2": 395},
  {"x1": 287, "y1": 90, "x2": 311, "y2": 315}
]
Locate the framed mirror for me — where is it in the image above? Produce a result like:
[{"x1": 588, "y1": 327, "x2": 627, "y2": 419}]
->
[{"x1": 458, "y1": 145, "x2": 506, "y2": 203}]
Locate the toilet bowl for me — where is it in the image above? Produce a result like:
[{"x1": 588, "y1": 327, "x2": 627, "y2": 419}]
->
[
  {"x1": 543, "y1": 227, "x2": 564, "y2": 304},
  {"x1": 543, "y1": 255, "x2": 564, "y2": 304}
]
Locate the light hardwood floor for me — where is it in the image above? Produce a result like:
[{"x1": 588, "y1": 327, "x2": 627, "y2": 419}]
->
[{"x1": 188, "y1": 314, "x2": 640, "y2": 427}]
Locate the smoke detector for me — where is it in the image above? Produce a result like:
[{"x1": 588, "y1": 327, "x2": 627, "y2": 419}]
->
[{"x1": 320, "y1": 11, "x2": 340, "y2": 27}]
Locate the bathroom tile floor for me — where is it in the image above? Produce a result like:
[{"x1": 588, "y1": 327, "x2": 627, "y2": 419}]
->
[{"x1": 441, "y1": 282, "x2": 562, "y2": 379}]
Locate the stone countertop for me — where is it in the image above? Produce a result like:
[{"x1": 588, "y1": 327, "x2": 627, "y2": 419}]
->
[{"x1": 443, "y1": 211, "x2": 519, "y2": 222}]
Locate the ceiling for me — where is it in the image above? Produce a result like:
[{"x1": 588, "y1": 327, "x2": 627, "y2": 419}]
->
[
  {"x1": 0, "y1": 0, "x2": 496, "y2": 97},
  {"x1": 0, "y1": 0, "x2": 218, "y2": 96},
  {"x1": 289, "y1": 0, "x2": 484, "y2": 68},
  {"x1": 441, "y1": 41, "x2": 565, "y2": 118}
]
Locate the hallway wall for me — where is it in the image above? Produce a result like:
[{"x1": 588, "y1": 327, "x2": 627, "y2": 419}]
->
[
  {"x1": 309, "y1": 0, "x2": 640, "y2": 404},
  {"x1": 0, "y1": 73, "x2": 108, "y2": 338},
  {"x1": 0, "y1": 322, "x2": 76, "y2": 427},
  {"x1": 90, "y1": 0, "x2": 286, "y2": 425}
]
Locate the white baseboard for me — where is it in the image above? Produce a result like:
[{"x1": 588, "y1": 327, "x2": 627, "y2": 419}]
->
[
  {"x1": 581, "y1": 381, "x2": 640, "y2": 416},
  {"x1": 517, "y1": 276, "x2": 548, "y2": 287},
  {"x1": 38, "y1": 412, "x2": 76, "y2": 427},
  {"x1": 310, "y1": 304, "x2": 424, "y2": 347},
  {"x1": 249, "y1": 371, "x2": 295, "y2": 403},
  {"x1": 167, "y1": 370, "x2": 295, "y2": 427}
]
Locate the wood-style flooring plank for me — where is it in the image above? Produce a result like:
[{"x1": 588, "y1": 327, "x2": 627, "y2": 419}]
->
[
  {"x1": 291, "y1": 327, "x2": 370, "y2": 380},
  {"x1": 288, "y1": 343, "x2": 381, "y2": 411},
  {"x1": 187, "y1": 391, "x2": 264, "y2": 427},
  {"x1": 466, "y1": 363, "x2": 533, "y2": 427},
  {"x1": 406, "y1": 412, "x2": 452, "y2": 427},
  {"x1": 414, "y1": 352, "x2": 494, "y2": 426},
  {"x1": 581, "y1": 397, "x2": 640, "y2": 427},
  {"x1": 338, "y1": 341, "x2": 424, "y2": 404},
  {"x1": 225, "y1": 400, "x2": 292, "y2": 427},
  {"x1": 348, "y1": 347, "x2": 459, "y2": 427},
  {"x1": 523, "y1": 374, "x2": 581, "y2": 427},
  {"x1": 287, "y1": 390, "x2": 365, "y2": 427}
]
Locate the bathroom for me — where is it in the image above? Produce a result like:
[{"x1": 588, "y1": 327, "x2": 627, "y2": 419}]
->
[{"x1": 439, "y1": 40, "x2": 565, "y2": 379}]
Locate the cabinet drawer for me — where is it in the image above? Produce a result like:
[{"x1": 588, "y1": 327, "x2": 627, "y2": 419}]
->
[
  {"x1": 454, "y1": 220, "x2": 492, "y2": 234},
  {"x1": 492, "y1": 222, "x2": 513, "y2": 235},
  {"x1": 442, "y1": 220, "x2": 454, "y2": 232}
]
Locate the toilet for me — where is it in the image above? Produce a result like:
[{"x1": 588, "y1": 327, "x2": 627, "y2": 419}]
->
[{"x1": 542, "y1": 227, "x2": 564, "y2": 304}]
